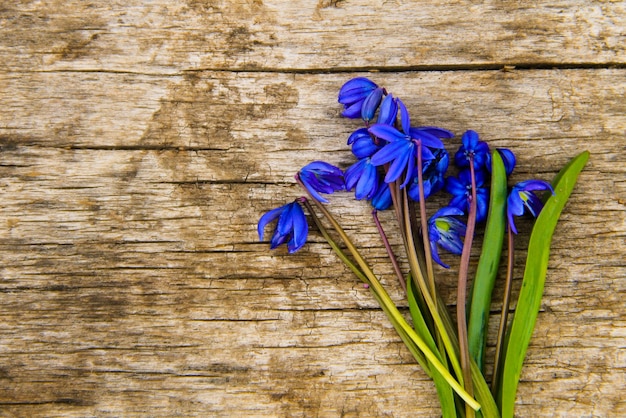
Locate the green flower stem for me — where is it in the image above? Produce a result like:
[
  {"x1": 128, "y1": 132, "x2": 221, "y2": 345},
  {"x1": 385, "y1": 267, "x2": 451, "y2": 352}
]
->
[
  {"x1": 402, "y1": 190, "x2": 465, "y2": 388},
  {"x1": 457, "y1": 161, "x2": 478, "y2": 417},
  {"x1": 301, "y1": 194, "x2": 481, "y2": 411},
  {"x1": 497, "y1": 151, "x2": 589, "y2": 417},
  {"x1": 437, "y1": 295, "x2": 501, "y2": 418},
  {"x1": 407, "y1": 278, "x2": 458, "y2": 418},
  {"x1": 303, "y1": 199, "x2": 430, "y2": 374},
  {"x1": 490, "y1": 224, "x2": 514, "y2": 393},
  {"x1": 467, "y1": 151, "x2": 507, "y2": 372}
]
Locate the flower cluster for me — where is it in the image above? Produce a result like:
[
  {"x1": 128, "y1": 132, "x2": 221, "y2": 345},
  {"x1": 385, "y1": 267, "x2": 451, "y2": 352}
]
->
[
  {"x1": 259, "y1": 77, "x2": 552, "y2": 265},
  {"x1": 256, "y1": 77, "x2": 583, "y2": 418}
]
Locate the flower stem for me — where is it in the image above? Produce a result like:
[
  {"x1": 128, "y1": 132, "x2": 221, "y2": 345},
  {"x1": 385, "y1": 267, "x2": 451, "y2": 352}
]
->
[
  {"x1": 417, "y1": 143, "x2": 437, "y2": 301},
  {"x1": 372, "y1": 210, "x2": 406, "y2": 293},
  {"x1": 458, "y1": 161, "x2": 477, "y2": 417},
  {"x1": 491, "y1": 223, "x2": 514, "y2": 393},
  {"x1": 298, "y1": 182, "x2": 481, "y2": 411},
  {"x1": 402, "y1": 189, "x2": 464, "y2": 386}
]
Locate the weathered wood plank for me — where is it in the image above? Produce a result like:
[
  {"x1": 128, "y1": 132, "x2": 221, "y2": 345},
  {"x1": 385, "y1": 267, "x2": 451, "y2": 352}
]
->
[
  {"x1": 0, "y1": 68, "x2": 624, "y2": 416},
  {"x1": 1, "y1": 69, "x2": 624, "y2": 151},
  {"x1": 0, "y1": 1, "x2": 624, "y2": 73}
]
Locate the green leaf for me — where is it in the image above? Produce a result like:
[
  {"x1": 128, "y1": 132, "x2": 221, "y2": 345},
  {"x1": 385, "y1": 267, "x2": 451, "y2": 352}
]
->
[
  {"x1": 407, "y1": 278, "x2": 457, "y2": 418},
  {"x1": 497, "y1": 151, "x2": 589, "y2": 417},
  {"x1": 468, "y1": 150, "x2": 508, "y2": 371}
]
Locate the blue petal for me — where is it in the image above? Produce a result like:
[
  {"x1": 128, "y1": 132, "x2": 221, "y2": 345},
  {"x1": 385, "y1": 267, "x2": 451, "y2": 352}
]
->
[
  {"x1": 355, "y1": 162, "x2": 378, "y2": 200},
  {"x1": 344, "y1": 159, "x2": 367, "y2": 191},
  {"x1": 370, "y1": 140, "x2": 408, "y2": 166},
  {"x1": 258, "y1": 205, "x2": 286, "y2": 240},
  {"x1": 377, "y1": 94, "x2": 398, "y2": 125},
  {"x1": 409, "y1": 128, "x2": 445, "y2": 149},
  {"x1": 462, "y1": 130, "x2": 480, "y2": 149},
  {"x1": 386, "y1": 144, "x2": 411, "y2": 183},
  {"x1": 400, "y1": 144, "x2": 416, "y2": 189},
  {"x1": 431, "y1": 206, "x2": 465, "y2": 219},
  {"x1": 517, "y1": 179, "x2": 554, "y2": 194},
  {"x1": 352, "y1": 135, "x2": 381, "y2": 159},
  {"x1": 497, "y1": 148, "x2": 517, "y2": 175},
  {"x1": 368, "y1": 124, "x2": 407, "y2": 143},
  {"x1": 476, "y1": 189, "x2": 489, "y2": 222},
  {"x1": 445, "y1": 175, "x2": 467, "y2": 197},
  {"x1": 371, "y1": 181, "x2": 392, "y2": 210},
  {"x1": 270, "y1": 227, "x2": 289, "y2": 249},
  {"x1": 301, "y1": 176, "x2": 329, "y2": 203},
  {"x1": 523, "y1": 193, "x2": 544, "y2": 218},
  {"x1": 276, "y1": 202, "x2": 296, "y2": 237},
  {"x1": 361, "y1": 87, "x2": 384, "y2": 122},
  {"x1": 398, "y1": 98, "x2": 411, "y2": 134},
  {"x1": 449, "y1": 194, "x2": 469, "y2": 213},
  {"x1": 341, "y1": 100, "x2": 365, "y2": 118},
  {"x1": 430, "y1": 241, "x2": 449, "y2": 268},
  {"x1": 347, "y1": 128, "x2": 370, "y2": 145},
  {"x1": 338, "y1": 77, "x2": 378, "y2": 104},
  {"x1": 439, "y1": 231, "x2": 464, "y2": 255},
  {"x1": 417, "y1": 126, "x2": 455, "y2": 139},
  {"x1": 287, "y1": 203, "x2": 308, "y2": 253}
]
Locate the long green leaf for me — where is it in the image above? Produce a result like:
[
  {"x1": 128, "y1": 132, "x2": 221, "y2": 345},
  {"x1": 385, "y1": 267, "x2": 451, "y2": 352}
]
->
[
  {"x1": 408, "y1": 278, "x2": 458, "y2": 418},
  {"x1": 437, "y1": 297, "x2": 501, "y2": 418},
  {"x1": 497, "y1": 151, "x2": 589, "y2": 417},
  {"x1": 468, "y1": 150, "x2": 508, "y2": 371}
]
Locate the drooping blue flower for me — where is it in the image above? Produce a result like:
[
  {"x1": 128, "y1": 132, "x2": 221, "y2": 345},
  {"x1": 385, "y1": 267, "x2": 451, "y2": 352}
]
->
[
  {"x1": 298, "y1": 161, "x2": 345, "y2": 203},
  {"x1": 408, "y1": 148, "x2": 449, "y2": 202},
  {"x1": 486, "y1": 148, "x2": 517, "y2": 176},
  {"x1": 371, "y1": 180, "x2": 393, "y2": 211},
  {"x1": 428, "y1": 206, "x2": 466, "y2": 268},
  {"x1": 258, "y1": 200, "x2": 309, "y2": 253},
  {"x1": 338, "y1": 77, "x2": 379, "y2": 119},
  {"x1": 507, "y1": 179, "x2": 554, "y2": 234},
  {"x1": 376, "y1": 93, "x2": 398, "y2": 125},
  {"x1": 368, "y1": 99, "x2": 452, "y2": 187},
  {"x1": 454, "y1": 130, "x2": 490, "y2": 170},
  {"x1": 345, "y1": 158, "x2": 379, "y2": 200},
  {"x1": 361, "y1": 87, "x2": 385, "y2": 122},
  {"x1": 347, "y1": 128, "x2": 382, "y2": 159},
  {"x1": 445, "y1": 169, "x2": 489, "y2": 222}
]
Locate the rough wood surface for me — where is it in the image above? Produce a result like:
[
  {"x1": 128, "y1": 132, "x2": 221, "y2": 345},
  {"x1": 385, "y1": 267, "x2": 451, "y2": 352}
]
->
[{"x1": 1, "y1": 1, "x2": 625, "y2": 417}]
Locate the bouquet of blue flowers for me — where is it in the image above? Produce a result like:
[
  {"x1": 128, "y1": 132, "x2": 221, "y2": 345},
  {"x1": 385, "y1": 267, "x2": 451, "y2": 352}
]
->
[{"x1": 258, "y1": 77, "x2": 588, "y2": 417}]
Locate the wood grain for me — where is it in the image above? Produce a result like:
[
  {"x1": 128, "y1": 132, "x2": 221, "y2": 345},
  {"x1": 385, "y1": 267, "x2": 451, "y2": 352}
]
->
[
  {"x1": 1, "y1": 1, "x2": 625, "y2": 417},
  {"x1": 0, "y1": 0, "x2": 624, "y2": 73}
]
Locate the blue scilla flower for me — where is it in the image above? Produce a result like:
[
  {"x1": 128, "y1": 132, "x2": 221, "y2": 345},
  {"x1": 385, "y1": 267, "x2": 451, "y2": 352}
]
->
[
  {"x1": 338, "y1": 77, "x2": 380, "y2": 119},
  {"x1": 428, "y1": 206, "x2": 466, "y2": 268},
  {"x1": 486, "y1": 148, "x2": 516, "y2": 176},
  {"x1": 376, "y1": 93, "x2": 398, "y2": 125},
  {"x1": 345, "y1": 158, "x2": 379, "y2": 200},
  {"x1": 445, "y1": 169, "x2": 489, "y2": 222},
  {"x1": 258, "y1": 200, "x2": 309, "y2": 253},
  {"x1": 454, "y1": 130, "x2": 490, "y2": 170},
  {"x1": 408, "y1": 148, "x2": 449, "y2": 202},
  {"x1": 298, "y1": 161, "x2": 345, "y2": 203},
  {"x1": 369, "y1": 99, "x2": 453, "y2": 187},
  {"x1": 348, "y1": 128, "x2": 382, "y2": 159},
  {"x1": 507, "y1": 180, "x2": 554, "y2": 234},
  {"x1": 371, "y1": 181, "x2": 393, "y2": 211},
  {"x1": 361, "y1": 87, "x2": 385, "y2": 122}
]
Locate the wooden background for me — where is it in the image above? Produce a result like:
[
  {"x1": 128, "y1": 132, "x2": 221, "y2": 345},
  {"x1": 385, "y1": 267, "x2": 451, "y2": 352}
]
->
[{"x1": 1, "y1": 1, "x2": 624, "y2": 416}]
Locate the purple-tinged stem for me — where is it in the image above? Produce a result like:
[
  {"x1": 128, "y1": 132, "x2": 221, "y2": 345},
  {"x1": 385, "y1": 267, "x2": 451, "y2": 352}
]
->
[
  {"x1": 492, "y1": 223, "x2": 515, "y2": 393},
  {"x1": 372, "y1": 210, "x2": 406, "y2": 293},
  {"x1": 458, "y1": 160, "x2": 477, "y2": 417}
]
